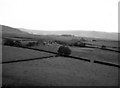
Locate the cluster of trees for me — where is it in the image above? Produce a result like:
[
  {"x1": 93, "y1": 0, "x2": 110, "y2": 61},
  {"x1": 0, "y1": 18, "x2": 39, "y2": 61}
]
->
[
  {"x1": 3, "y1": 39, "x2": 22, "y2": 47},
  {"x1": 54, "y1": 38, "x2": 86, "y2": 47},
  {"x1": 61, "y1": 34, "x2": 75, "y2": 37},
  {"x1": 54, "y1": 40, "x2": 68, "y2": 45},
  {"x1": 25, "y1": 41, "x2": 39, "y2": 47},
  {"x1": 72, "y1": 42, "x2": 86, "y2": 47},
  {"x1": 101, "y1": 45, "x2": 106, "y2": 49},
  {"x1": 3, "y1": 38, "x2": 39, "y2": 47},
  {"x1": 57, "y1": 45, "x2": 71, "y2": 56}
]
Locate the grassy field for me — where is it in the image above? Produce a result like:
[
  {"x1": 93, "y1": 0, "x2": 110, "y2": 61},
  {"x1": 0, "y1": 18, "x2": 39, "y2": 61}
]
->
[
  {"x1": 33, "y1": 44, "x2": 119, "y2": 65},
  {"x1": 70, "y1": 47, "x2": 119, "y2": 64},
  {"x1": 86, "y1": 40, "x2": 118, "y2": 47},
  {"x1": 85, "y1": 40, "x2": 119, "y2": 51},
  {"x1": 2, "y1": 46, "x2": 54, "y2": 62},
  {"x1": 3, "y1": 55, "x2": 118, "y2": 86},
  {"x1": 2, "y1": 25, "x2": 119, "y2": 86},
  {"x1": 2, "y1": 36, "x2": 119, "y2": 86}
]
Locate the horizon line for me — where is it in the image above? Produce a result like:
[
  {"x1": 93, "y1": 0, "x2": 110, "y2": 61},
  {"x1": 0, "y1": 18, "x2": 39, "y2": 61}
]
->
[{"x1": 1, "y1": 24, "x2": 119, "y2": 33}]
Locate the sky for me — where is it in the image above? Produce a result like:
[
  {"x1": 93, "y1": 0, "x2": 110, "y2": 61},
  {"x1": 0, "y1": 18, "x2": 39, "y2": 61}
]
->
[{"x1": 0, "y1": 0, "x2": 119, "y2": 33}]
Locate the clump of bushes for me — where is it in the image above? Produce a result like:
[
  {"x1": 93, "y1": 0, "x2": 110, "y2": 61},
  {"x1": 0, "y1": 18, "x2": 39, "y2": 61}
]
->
[
  {"x1": 3, "y1": 39, "x2": 14, "y2": 46},
  {"x1": 3, "y1": 39, "x2": 22, "y2": 47},
  {"x1": 101, "y1": 45, "x2": 106, "y2": 49},
  {"x1": 26, "y1": 42, "x2": 36, "y2": 47},
  {"x1": 14, "y1": 40, "x2": 22, "y2": 47},
  {"x1": 80, "y1": 37, "x2": 86, "y2": 42},
  {"x1": 57, "y1": 45, "x2": 71, "y2": 56},
  {"x1": 73, "y1": 42, "x2": 86, "y2": 47},
  {"x1": 92, "y1": 40, "x2": 96, "y2": 41},
  {"x1": 54, "y1": 40, "x2": 67, "y2": 45}
]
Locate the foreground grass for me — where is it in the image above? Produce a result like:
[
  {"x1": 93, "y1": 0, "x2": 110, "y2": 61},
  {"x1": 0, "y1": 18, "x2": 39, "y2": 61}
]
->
[
  {"x1": 2, "y1": 45, "x2": 119, "y2": 86},
  {"x1": 3, "y1": 57, "x2": 118, "y2": 86}
]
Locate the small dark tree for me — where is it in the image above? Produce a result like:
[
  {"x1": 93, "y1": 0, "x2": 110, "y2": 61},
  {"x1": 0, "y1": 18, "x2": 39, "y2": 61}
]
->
[
  {"x1": 14, "y1": 40, "x2": 22, "y2": 47},
  {"x1": 79, "y1": 42, "x2": 86, "y2": 47},
  {"x1": 73, "y1": 42, "x2": 86, "y2": 47},
  {"x1": 57, "y1": 45, "x2": 71, "y2": 56},
  {"x1": 4, "y1": 39, "x2": 14, "y2": 46},
  {"x1": 80, "y1": 37, "x2": 86, "y2": 42},
  {"x1": 92, "y1": 39, "x2": 96, "y2": 41},
  {"x1": 101, "y1": 45, "x2": 106, "y2": 49},
  {"x1": 36, "y1": 41, "x2": 39, "y2": 46},
  {"x1": 26, "y1": 42, "x2": 33, "y2": 47}
]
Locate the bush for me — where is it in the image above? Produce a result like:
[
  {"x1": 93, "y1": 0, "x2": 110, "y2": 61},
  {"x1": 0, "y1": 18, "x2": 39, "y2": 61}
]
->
[
  {"x1": 3, "y1": 39, "x2": 22, "y2": 47},
  {"x1": 26, "y1": 42, "x2": 34, "y2": 47},
  {"x1": 57, "y1": 45, "x2": 71, "y2": 56},
  {"x1": 4, "y1": 39, "x2": 14, "y2": 46},
  {"x1": 101, "y1": 45, "x2": 106, "y2": 49},
  {"x1": 73, "y1": 42, "x2": 86, "y2": 47},
  {"x1": 54, "y1": 40, "x2": 67, "y2": 45},
  {"x1": 80, "y1": 37, "x2": 86, "y2": 42},
  {"x1": 14, "y1": 40, "x2": 22, "y2": 47}
]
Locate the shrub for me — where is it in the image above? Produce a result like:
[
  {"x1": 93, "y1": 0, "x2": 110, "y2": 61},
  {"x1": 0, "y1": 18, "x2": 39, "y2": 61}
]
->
[
  {"x1": 3, "y1": 39, "x2": 22, "y2": 47},
  {"x1": 54, "y1": 40, "x2": 67, "y2": 45},
  {"x1": 101, "y1": 45, "x2": 106, "y2": 49},
  {"x1": 92, "y1": 40, "x2": 96, "y2": 41},
  {"x1": 26, "y1": 42, "x2": 34, "y2": 47},
  {"x1": 14, "y1": 40, "x2": 22, "y2": 47},
  {"x1": 80, "y1": 37, "x2": 86, "y2": 42},
  {"x1": 57, "y1": 45, "x2": 71, "y2": 56},
  {"x1": 73, "y1": 42, "x2": 86, "y2": 47},
  {"x1": 4, "y1": 39, "x2": 14, "y2": 46}
]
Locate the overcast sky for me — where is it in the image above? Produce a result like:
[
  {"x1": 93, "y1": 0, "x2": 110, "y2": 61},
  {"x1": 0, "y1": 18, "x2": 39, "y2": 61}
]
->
[{"x1": 0, "y1": 0, "x2": 119, "y2": 32}]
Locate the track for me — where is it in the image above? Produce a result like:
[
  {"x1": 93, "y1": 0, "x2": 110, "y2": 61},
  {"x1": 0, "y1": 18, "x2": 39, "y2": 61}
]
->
[{"x1": 2, "y1": 45, "x2": 120, "y2": 68}]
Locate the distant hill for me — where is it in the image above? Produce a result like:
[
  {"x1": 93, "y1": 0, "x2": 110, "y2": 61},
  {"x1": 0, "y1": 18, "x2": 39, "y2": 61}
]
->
[
  {"x1": 0, "y1": 25, "x2": 34, "y2": 38},
  {"x1": 0, "y1": 25, "x2": 119, "y2": 41},
  {"x1": 0, "y1": 25, "x2": 28, "y2": 34},
  {"x1": 20, "y1": 28, "x2": 119, "y2": 41}
]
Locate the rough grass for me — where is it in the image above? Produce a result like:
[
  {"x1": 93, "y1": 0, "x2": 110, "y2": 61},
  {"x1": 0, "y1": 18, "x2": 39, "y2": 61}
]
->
[
  {"x1": 2, "y1": 46, "x2": 54, "y2": 62},
  {"x1": 33, "y1": 45, "x2": 119, "y2": 65},
  {"x1": 70, "y1": 47, "x2": 119, "y2": 64},
  {"x1": 3, "y1": 57, "x2": 118, "y2": 86},
  {"x1": 2, "y1": 45, "x2": 119, "y2": 86},
  {"x1": 86, "y1": 40, "x2": 118, "y2": 48}
]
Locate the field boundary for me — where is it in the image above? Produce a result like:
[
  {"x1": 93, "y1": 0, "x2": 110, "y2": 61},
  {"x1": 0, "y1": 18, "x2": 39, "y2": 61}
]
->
[
  {"x1": 85, "y1": 46, "x2": 120, "y2": 53},
  {"x1": 85, "y1": 44, "x2": 120, "y2": 53},
  {"x1": 94, "y1": 60, "x2": 120, "y2": 68},
  {"x1": 1, "y1": 55, "x2": 55, "y2": 64}
]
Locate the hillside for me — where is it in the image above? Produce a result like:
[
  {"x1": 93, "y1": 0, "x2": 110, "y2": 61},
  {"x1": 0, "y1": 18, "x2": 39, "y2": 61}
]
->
[
  {"x1": 0, "y1": 25, "x2": 36, "y2": 38},
  {"x1": 1, "y1": 25, "x2": 28, "y2": 34},
  {"x1": 0, "y1": 25, "x2": 119, "y2": 41}
]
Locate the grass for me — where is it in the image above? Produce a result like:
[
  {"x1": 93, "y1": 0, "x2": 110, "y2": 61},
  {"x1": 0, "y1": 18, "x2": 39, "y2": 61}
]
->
[
  {"x1": 2, "y1": 38, "x2": 119, "y2": 86},
  {"x1": 85, "y1": 40, "x2": 119, "y2": 51},
  {"x1": 2, "y1": 46, "x2": 54, "y2": 62},
  {"x1": 32, "y1": 44, "x2": 119, "y2": 65},
  {"x1": 3, "y1": 56, "x2": 118, "y2": 86},
  {"x1": 70, "y1": 47, "x2": 119, "y2": 65}
]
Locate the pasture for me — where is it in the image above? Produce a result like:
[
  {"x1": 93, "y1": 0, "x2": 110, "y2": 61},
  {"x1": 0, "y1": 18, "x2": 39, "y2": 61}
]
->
[
  {"x1": 2, "y1": 46, "x2": 118, "y2": 86},
  {"x1": 2, "y1": 46, "x2": 54, "y2": 62},
  {"x1": 2, "y1": 35, "x2": 119, "y2": 86},
  {"x1": 33, "y1": 44, "x2": 119, "y2": 65}
]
